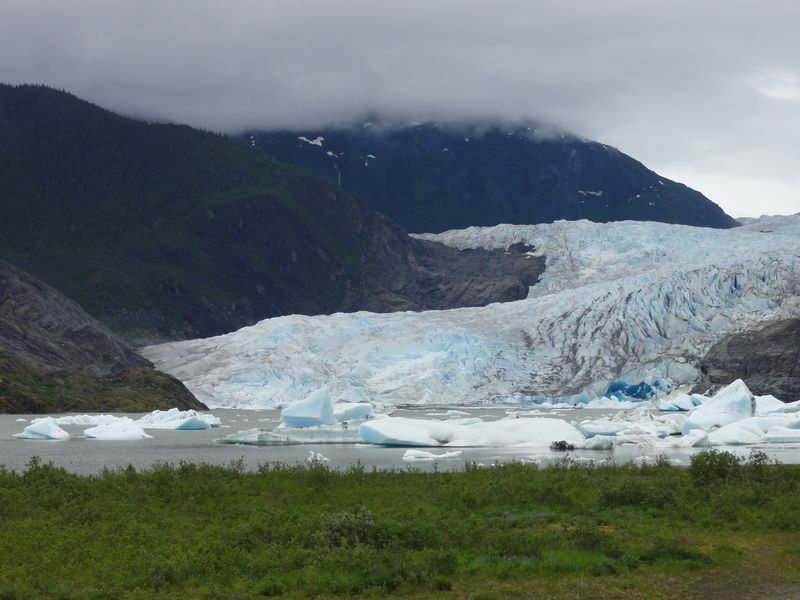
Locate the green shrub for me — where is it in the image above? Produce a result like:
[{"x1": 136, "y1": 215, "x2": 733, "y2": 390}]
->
[{"x1": 689, "y1": 449, "x2": 743, "y2": 485}]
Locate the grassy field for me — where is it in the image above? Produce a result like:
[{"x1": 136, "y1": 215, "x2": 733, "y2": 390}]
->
[{"x1": 1, "y1": 450, "x2": 799, "y2": 599}]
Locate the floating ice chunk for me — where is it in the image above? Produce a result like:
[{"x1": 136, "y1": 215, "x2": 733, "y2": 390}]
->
[
  {"x1": 575, "y1": 420, "x2": 632, "y2": 438},
  {"x1": 658, "y1": 393, "x2": 704, "y2": 411},
  {"x1": 579, "y1": 435, "x2": 615, "y2": 449},
  {"x1": 136, "y1": 408, "x2": 220, "y2": 430},
  {"x1": 658, "y1": 429, "x2": 709, "y2": 448},
  {"x1": 359, "y1": 416, "x2": 584, "y2": 448},
  {"x1": 755, "y1": 395, "x2": 788, "y2": 415},
  {"x1": 14, "y1": 418, "x2": 69, "y2": 440},
  {"x1": 682, "y1": 379, "x2": 755, "y2": 434},
  {"x1": 583, "y1": 396, "x2": 642, "y2": 409},
  {"x1": 84, "y1": 419, "x2": 152, "y2": 440},
  {"x1": 306, "y1": 451, "x2": 329, "y2": 464},
  {"x1": 707, "y1": 416, "x2": 789, "y2": 445},
  {"x1": 333, "y1": 402, "x2": 374, "y2": 422},
  {"x1": 402, "y1": 449, "x2": 463, "y2": 462},
  {"x1": 217, "y1": 425, "x2": 362, "y2": 446},
  {"x1": 15, "y1": 418, "x2": 27, "y2": 422},
  {"x1": 765, "y1": 426, "x2": 800, "y2": 444},
  {"x1": 33, "y1": 414, "x2": 118, "y2": 427},
  {"x1": 281, "y1": 387, "x2": 335, "y2": 428}
]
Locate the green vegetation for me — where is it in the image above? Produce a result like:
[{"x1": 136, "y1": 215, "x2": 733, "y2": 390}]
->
[
  {"x1": 0, "y1": 84, "x2": 383, "y2": 339},
  {"x1": 0, "y1": 352, "x2": 203, "y2": 413},
  {"x1": 1, "y1": 450, "x2": 799, "y2": 598}
]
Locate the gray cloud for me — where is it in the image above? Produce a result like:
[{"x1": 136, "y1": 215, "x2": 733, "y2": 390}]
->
[{"x1": 1, "y1": 0, "x2": 799, "y2": 216}]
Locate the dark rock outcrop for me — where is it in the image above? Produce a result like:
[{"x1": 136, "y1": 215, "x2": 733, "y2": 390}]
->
[
  {"x1": 0, "y1": 259, "x2": 206, "y2": 412},
  {"x1": 247, "y1": 121, "x2": 738, "y2": 233},
  {"x1": 0, "y1": 258, "x2": 147, "y2": 374},
  {"x1": 694, "y1": 319, "x2": 800, "y2": 401}
]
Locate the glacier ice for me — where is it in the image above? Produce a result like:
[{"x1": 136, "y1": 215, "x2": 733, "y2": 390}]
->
[
  {"x1": 14, "y1": 418, "x2": 70, "y2": 440},
  {"x1": 144, "y1": 215, "x2": 800, "y2": 410}
]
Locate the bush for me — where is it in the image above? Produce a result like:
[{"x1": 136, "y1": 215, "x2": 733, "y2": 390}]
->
[{"x1": 689, "y1": 450, "x2": 743, "y2": 485}]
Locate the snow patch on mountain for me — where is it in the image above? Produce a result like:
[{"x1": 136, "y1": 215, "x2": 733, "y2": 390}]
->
[{"x1": 144, "y1": 216, "x2": 800, "y2": 410}]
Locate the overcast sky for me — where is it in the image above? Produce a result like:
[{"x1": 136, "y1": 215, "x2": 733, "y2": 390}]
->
[{"x1": 1, "y1": 0, "x2": 798, "y2": 217}]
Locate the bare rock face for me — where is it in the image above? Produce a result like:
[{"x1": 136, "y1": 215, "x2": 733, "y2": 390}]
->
[
  {"x1": 0, "y1": 259, "x2": 148, "y2": 375},
  {"x1": 0, "y1": 259, "x2": 208, "y2": 412},
  {"x1": 695, "y1": 319, "x2": 800, "y2": 401}
]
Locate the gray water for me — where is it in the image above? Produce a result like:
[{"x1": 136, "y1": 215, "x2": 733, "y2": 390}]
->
[{"x1": 3, "y1": 408, "x2": 799, "y2": 474}]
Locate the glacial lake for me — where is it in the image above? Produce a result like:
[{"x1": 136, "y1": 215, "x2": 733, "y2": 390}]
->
[{"x1": 3, "y1": 407, "x2": 800, "y2": 474}]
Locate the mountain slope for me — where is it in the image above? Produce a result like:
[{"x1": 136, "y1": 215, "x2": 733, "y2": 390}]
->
[
  {"x1": 246, "y1": 122, "x2": 737, "y2": 233},
  {"x1": 0, "y1": 258, "x2": 204, "y2": 413},
  {"x1": 0, "y1": 258, "x2": 146, "y2": 374},
  {"x1": 144, "y1": 216, "x2": 800, "y2": 409},
  {"x1": 0, "y1": 85, "x2": 543, "y2": 341}
]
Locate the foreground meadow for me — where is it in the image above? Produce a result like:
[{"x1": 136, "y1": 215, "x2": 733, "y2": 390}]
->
[{"x1": 1, "y1": 451, "x2": 799, "y2": 599}]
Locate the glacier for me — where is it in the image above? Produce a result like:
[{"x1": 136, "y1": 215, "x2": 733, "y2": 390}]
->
[{"x1": 143, "y1": 215, "x2": 800, "y2": 410}]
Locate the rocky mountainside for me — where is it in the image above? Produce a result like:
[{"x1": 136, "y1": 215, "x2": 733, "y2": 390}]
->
[
  {"x1": 0, "y1": 258, "x2": 146, "y2": 374},
  {"x1": 0, "y1": 85, "x2": 543, "y2": 341},
  {"x1": 245, "y1": 122, "x2": 738, "y2": 233},
  {"x1": 695, "y1": 318, "x2": 800, "y2": 401},
  {"x1": 0, "y1": 258, "x2": 204, "y2": 413}
]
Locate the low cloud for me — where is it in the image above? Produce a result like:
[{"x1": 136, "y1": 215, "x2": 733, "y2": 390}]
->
[{"x1": 1, "y1": 0, "x2": 798, "y2": 216}]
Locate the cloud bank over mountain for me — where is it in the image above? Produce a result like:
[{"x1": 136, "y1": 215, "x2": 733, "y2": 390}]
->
[{"x1": 1, "y1": 0, "x2": 798, "y2": 216}]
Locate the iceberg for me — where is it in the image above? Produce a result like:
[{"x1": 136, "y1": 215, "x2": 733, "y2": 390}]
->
[
  {"x1": 682, "y1": 379, "x2": 755, "y2": 434},
  {"x1": 306, "y1": 451, "x2": 329, "y2": 464},
  {"x1": 706, "y1": 417, "x2": 786, "y2": 445},
  {"x1": 33, "y1": 414, "x2": 119, "y2": 427},
  {"x1": 14, "y1": 418, "x2": 70, "y2": 440},
  {"x1": 765, "y1": 426, "x2": 800, "y2": 444},
  {"x1": 755, "y1": 395, "x2": 788, "y2": 416},
  {"x1": 333, "y1": 402, "x2": 374, "y2": 422},
  {"x1": 217, "y1": 426, "x2": 362, "y2": 446},
  {"x1": 136, "y1": 408, "x2": 220, "y2": 430},
  {"x1": 402, "y1": 449, "x2": 463, "y2": 462},
  {"x1": 84, "y1": 419, "x2": 153, "y2": 440},
  {"x1": 280, "y1": 387, "x2": 336, "y2": 428},
  {"x1": 359, "y1": 416, "x2": 584, "y2": 448},
  {"x1": 658, "y1": 393, "x2": 704, "y2": 412}
]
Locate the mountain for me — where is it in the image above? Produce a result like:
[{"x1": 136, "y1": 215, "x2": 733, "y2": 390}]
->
[
  {"x1": 0, "y1": 85, "x2": 543, "y2": 341},
  {"x1": 245, "y1": 122, "x2": 738, "y2": 233},
  {"x1": 144, "y1": 216, "x2": 800, "y2": 409},
  {"x1": 0, "y1": 258, "x2": 204, "y2": 413},
  {"x1": 695, "y1": 318, "x2": 800, "y2": 401}
]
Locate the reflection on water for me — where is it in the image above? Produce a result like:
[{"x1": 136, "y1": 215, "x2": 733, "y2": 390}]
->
[{"x1": 2, "y1": 407, "x2": 800, "y2": 474}]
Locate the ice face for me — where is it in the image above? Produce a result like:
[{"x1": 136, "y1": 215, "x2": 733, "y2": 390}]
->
[{"x1": 144, "y1": 215, "x2": 800, "y2": 410}]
